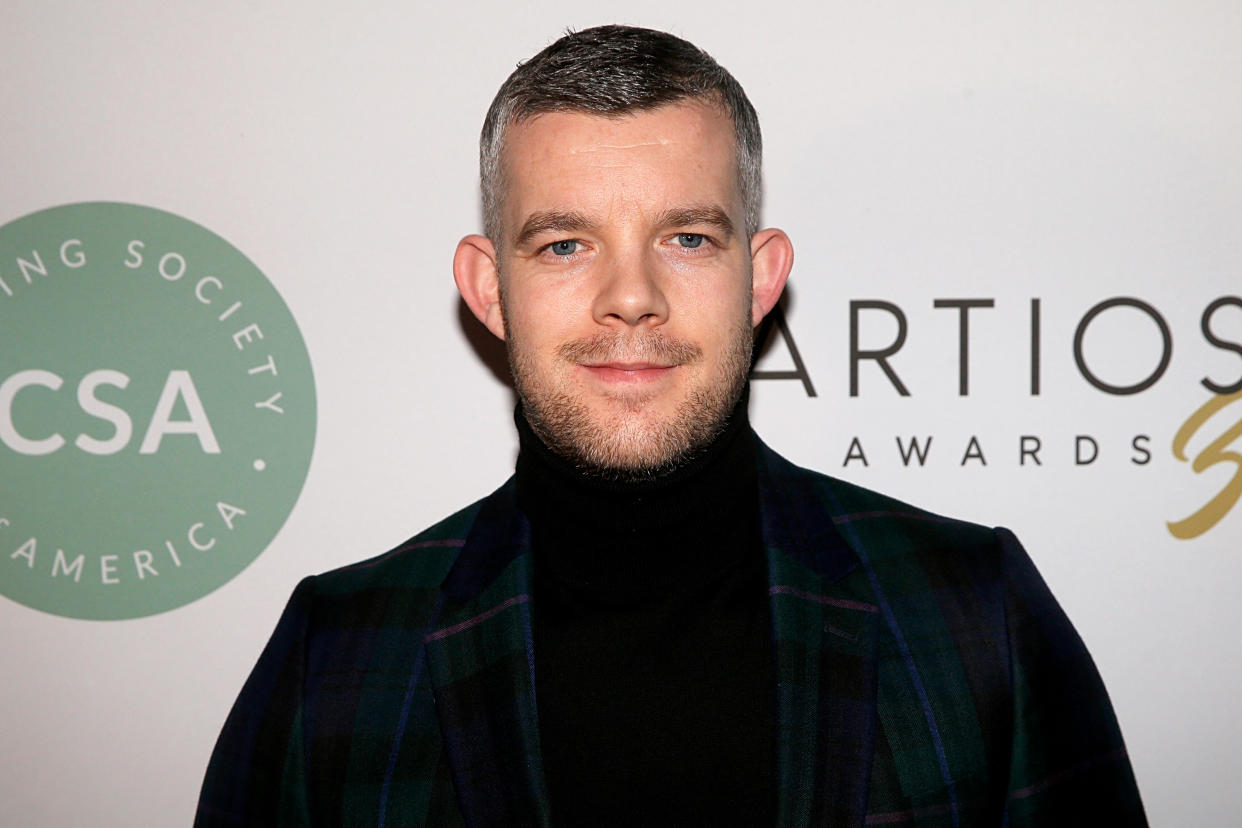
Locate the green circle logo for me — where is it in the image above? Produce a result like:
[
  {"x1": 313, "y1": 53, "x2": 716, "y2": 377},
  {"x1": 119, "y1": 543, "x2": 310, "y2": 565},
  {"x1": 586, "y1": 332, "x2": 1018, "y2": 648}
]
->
[{"x1": 0, "y1": 203, "x2": 316, "y2": 620}]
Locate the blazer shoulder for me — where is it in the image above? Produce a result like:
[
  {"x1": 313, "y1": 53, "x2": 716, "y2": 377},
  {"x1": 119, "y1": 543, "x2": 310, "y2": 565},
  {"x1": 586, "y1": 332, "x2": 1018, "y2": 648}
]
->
[
  {"x1": 309, "y1": 479, "x2": 512, "y2": 599},
  {"x1": 758, "y1": 440, "x2": 1000, "y2": 554}
]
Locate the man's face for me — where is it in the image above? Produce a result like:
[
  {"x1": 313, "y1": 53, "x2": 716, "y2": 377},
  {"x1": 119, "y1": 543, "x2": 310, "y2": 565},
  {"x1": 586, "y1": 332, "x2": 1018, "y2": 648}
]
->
[{"x1": 487, "y1": 102, "x2": 772, "y2": 476}]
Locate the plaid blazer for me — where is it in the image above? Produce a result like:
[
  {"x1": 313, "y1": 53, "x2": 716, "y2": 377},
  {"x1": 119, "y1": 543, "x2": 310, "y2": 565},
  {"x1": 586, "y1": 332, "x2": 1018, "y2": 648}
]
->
[{"x1": 196, "y1": 440, "x2": 1145, "y2": 826}]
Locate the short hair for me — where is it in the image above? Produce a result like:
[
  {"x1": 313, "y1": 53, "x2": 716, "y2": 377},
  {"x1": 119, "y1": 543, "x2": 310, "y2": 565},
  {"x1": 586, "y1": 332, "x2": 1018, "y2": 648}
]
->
[{"x1": 480, "y1": 25, "x2": 762, "y2": 241}]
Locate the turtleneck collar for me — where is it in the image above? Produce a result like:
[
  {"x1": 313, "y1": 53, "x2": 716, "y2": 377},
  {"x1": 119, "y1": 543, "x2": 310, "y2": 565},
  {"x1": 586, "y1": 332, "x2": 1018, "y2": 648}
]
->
[{"x1": 515, "y1": 392, "x2": 761, "y2": 603}]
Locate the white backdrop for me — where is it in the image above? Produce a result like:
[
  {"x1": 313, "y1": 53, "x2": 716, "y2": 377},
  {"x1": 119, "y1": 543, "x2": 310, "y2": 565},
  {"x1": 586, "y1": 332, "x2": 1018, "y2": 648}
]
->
[{"x1": 2, "y1": 1, "x2": 1240, "y2": 824}]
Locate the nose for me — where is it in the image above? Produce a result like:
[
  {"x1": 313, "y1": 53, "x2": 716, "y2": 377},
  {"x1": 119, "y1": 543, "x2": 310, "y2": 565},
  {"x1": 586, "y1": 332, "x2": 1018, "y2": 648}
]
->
[{"x1": 591, "y1": 252, "x2": 669, "y2": 328}]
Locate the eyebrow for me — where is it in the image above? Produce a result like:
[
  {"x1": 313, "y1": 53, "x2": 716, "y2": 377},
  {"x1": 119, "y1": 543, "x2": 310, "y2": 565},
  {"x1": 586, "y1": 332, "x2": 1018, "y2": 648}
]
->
[
  {"x1": 514, "y1": 210, "x2": 597, "y2": 247},
  {"x1": 511, "y1": 203, "x2": 737, "y2": 248},
  {"x1": 656, "y1": 205, "x2": 735, "y2": 241}
]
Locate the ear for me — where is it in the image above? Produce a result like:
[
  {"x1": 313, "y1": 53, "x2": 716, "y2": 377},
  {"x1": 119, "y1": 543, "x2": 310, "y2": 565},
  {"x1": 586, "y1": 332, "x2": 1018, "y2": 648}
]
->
[
  {"x1": 749, "y1": 228, "x2": 794, "y2": 326},
  {"x1": 453, "y1": 234, "x2": 506, "y2": 340}
]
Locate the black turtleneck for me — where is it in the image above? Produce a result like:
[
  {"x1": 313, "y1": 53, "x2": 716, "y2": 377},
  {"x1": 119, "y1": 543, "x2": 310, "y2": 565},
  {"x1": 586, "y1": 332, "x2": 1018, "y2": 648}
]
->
[{"x1": 516, "y1": 400, "x2": 776, "y2": 826}]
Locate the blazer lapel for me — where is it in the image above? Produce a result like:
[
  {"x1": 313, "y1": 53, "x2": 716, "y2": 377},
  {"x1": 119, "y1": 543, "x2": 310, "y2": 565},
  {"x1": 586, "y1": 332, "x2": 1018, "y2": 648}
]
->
[
  {"x1": 422, "y1": 444, "x2": 882, "y2": 827},
  {"x1": 423, "y1": 481, "x2": 551, "y2": 827},
  {"x1": 758, "y1": 442, "x2": 881, "y2": 828}
]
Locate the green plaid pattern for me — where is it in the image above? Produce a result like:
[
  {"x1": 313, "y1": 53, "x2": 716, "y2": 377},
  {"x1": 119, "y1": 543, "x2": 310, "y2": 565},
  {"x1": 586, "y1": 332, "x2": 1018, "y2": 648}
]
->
[{"x1": 196, "y1": 440, "x2": 1145, "y2": 826}]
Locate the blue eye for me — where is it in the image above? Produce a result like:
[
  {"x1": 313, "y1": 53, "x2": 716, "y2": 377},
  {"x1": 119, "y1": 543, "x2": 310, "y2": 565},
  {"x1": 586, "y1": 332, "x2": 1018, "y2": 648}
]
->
[
  {"x1": 677, "y1": 233, "x2": 704, "y2": 249},
  {"x1": 549, "y1": 240, "x2": 578, "y2": 256}
]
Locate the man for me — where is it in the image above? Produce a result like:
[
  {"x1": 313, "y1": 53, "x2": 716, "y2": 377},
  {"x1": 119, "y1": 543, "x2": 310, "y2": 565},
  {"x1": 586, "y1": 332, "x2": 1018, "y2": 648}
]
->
[{"x1": 197, "y1": 25, "x2": 1146, "y2": 827}]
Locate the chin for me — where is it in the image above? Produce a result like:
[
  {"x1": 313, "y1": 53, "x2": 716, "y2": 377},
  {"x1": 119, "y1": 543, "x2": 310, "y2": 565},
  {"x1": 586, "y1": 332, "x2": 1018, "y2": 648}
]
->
[
  {"x1": 525, "y1": 390, "x2": 736, "y2": 482},
  {"x1": 588, "y1": 422, "x2": 689, "y2": 475}
]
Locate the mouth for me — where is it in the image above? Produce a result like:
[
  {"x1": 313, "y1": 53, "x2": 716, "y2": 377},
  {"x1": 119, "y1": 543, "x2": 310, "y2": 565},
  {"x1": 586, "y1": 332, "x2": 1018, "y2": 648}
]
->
[{"x1": 580, "y1": 361, "x2": 678, "y2": 384}]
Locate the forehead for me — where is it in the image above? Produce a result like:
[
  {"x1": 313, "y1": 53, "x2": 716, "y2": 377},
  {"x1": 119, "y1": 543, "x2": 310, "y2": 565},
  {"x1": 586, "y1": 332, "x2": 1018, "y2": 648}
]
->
[{"x1": 498, "y1": 102, "x2": 740, "y2": 229}]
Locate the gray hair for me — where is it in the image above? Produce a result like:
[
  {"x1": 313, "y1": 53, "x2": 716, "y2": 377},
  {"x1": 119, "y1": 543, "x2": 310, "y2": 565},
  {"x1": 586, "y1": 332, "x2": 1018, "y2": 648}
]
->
[{"x1": 480, "y1": 25, "x2": 763, "y2": 242}]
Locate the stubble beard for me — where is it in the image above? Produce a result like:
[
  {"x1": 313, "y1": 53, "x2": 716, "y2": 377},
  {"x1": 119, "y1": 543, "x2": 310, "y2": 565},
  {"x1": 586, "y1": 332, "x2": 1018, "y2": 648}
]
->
[{"x1": 506, "y1": 317, "x2": 754, "y2": 482}]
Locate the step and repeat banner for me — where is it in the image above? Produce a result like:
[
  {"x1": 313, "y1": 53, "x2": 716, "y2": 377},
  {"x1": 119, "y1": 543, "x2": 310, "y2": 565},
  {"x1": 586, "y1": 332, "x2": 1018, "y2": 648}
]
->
[{"x1": 2, "y1": 2, "x2": 1238, "y2": 825}]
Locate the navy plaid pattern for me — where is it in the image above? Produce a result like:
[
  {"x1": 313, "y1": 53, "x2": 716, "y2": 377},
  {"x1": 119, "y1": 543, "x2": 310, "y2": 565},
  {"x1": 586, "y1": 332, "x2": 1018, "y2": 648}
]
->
[{"x1": 196, "y1": 441, "x2": 1145, "y2": 826}]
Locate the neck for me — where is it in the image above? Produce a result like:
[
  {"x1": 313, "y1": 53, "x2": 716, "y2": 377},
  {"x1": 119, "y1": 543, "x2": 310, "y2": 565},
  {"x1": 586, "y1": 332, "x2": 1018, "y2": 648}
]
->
[{"x1": 514, "y1": 393, "x2": 760, "y2": 602}]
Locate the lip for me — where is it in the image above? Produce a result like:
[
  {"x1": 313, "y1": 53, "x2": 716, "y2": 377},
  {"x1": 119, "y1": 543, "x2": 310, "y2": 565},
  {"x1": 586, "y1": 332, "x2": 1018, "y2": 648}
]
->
[{"x1": 580, "y1": 362, "x2": 677, "y2": 384}]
